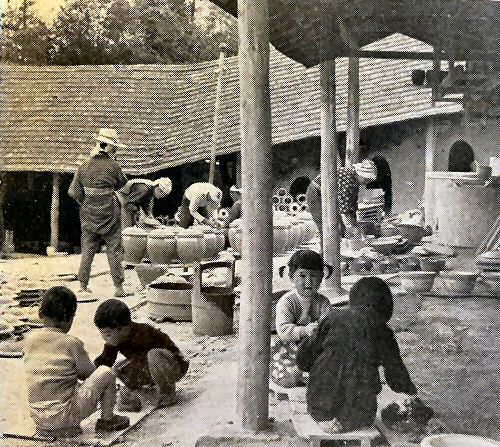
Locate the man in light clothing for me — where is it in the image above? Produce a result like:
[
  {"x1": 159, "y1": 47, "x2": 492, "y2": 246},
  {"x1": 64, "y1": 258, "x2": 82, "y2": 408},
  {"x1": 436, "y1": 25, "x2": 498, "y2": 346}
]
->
[{"x1": 177, "y1": 182, "x2": 222, "y2": 228}]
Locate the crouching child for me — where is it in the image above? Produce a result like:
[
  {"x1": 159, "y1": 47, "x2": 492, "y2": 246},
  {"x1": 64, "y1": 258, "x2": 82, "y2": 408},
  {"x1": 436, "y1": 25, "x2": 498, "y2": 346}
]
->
[
  {"x1": 296, "y1": 277, "x2": 417, "y2": 433},
  {"x1": 24, "y1": 286, "x2": 129, "y2": 438},
  {"x1": 93, "y1": 299, "x2": 189, "y2": 410}
]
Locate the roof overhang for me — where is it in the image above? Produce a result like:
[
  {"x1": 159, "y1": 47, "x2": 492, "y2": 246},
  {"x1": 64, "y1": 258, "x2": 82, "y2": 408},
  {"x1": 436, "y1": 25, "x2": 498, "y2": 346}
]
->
[{"x1": 209, "y1": 0, "x2": 500, "y2": 67}]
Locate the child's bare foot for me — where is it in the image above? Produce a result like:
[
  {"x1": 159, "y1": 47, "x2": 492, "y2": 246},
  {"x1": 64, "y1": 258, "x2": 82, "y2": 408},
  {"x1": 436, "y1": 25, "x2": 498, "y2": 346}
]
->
[{"x1": 95, "y1": 414, "x2": 130, "y2": 431}]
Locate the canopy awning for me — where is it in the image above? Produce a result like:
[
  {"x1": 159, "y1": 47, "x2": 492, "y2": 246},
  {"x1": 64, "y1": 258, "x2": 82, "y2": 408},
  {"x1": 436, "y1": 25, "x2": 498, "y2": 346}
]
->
[{"x1": 210, "y1": 0, "x2": 500, "y2": 67}]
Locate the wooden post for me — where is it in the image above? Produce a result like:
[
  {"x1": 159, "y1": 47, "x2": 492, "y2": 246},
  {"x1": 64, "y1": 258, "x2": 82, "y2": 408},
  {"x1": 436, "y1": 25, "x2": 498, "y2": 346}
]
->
[
  {"x1": 424, "y1": 116, "x2": 436, "y2": 228},
  {"x1": 208, "y1": 43, "x2": 227, "y2": 185},
  {"x1": 425, "y1": 116, "x2": 436, "y2": 173},
  {"x1": 50, "y1": 172, "x2": 60, "y2": 251},
  {"x1": 320, "y1": 60, "x2": 342, "y2": 291},
  {"x1": 235, "y1": 151, "x2": 242, "y2": 188},
  {"x1": 345, "y1": 56, "x2": 360, "y2": 168},
  {"x1": 236, "y1": 0, "x2": 273, "y2": 433}
]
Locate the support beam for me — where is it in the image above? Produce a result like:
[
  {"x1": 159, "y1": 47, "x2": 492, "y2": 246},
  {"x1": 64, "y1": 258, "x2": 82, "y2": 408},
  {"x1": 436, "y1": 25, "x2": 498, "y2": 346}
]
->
[
  {"x1": 50, "y1": 172, "x2": 60, "y2": 251},
  {"x1": 425, "y1": 116, "x2": 436, "y2": 173},
  {"x1": 320, "y1": 60, "x2": 342, "y2": 291},
  {"x1": 208, "y1": 43, "x2": 227, "y2": 185},
  {"x1": 345, "y1": 56, "x2": 360, "y2": 168},
  {"x1": 236, "y1": 0, "x2": 273, "y2": 433}
]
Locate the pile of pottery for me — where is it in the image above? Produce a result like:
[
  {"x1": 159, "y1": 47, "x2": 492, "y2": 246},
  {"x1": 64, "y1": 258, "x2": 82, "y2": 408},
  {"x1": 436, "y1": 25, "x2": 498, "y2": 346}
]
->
[
  {"x1": 122, "y1": 225, "x2": 226, "y2": 265},
  {"x1": 227, "y1": 211, "x2": 318, "y2": 255}
]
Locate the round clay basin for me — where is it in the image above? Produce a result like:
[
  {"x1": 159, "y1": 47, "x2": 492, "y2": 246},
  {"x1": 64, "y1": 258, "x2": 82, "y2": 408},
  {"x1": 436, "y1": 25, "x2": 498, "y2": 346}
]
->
[
  {"x1": 479, "y1": 272, "x2": 500, "y2": 292},
  {"x1": 439, "y1": 271, "x2": 478, "y2": 295},
  {"x1": 419, "y1": 257, "x2": 446, "y2": 273},
  {"x1": 396, "y1": 224, "x2": 427, "y2": 244},
  {"x1": 399, "y1": 271, "x2": 436, "y2": 293},
  {"x1": 421, "y1": 434, "x2": 500, "y2": 447}
]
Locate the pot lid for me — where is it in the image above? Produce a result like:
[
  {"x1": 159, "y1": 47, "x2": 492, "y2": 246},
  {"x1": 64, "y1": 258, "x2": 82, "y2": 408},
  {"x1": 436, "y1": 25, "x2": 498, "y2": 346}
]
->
[
  {"x1": 150, "y1": 273, "x2": 191, "y2": 286},
  {"x1": 176, "y1": 228, "x2": 204, "y2": 238},
  {"x1": 147, "y1": 227, "x2": 178, "y2": 238},
  {"x1": 196, "y1": 224, "x2": 216, "y2": 233},
  {"x1": 122, "y1": 226, "x2": 149, "y2": 236}
]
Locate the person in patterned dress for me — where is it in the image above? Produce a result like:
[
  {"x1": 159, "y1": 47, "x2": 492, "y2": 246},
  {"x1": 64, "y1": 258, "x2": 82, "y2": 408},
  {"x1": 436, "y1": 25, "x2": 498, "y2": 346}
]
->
[{"x1": 306, "y1": 159, "x2": 378, "y2": 249}]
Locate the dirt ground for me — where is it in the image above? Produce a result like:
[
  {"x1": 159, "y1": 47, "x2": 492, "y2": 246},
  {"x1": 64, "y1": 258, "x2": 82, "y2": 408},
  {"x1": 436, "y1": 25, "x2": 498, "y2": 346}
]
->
[{"x1": 0, "y1": 250, "x2": 499, "y2": 446}]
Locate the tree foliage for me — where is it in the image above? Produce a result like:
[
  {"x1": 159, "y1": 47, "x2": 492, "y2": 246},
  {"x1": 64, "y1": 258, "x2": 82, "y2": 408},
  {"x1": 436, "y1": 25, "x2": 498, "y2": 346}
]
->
[{"x1": 0, "y1": 0, "x2": 238, "y2": 65}]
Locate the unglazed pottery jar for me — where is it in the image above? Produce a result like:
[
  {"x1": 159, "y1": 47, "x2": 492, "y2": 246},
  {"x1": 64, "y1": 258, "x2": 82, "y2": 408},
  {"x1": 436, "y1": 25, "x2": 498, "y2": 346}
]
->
[
  {"x1": 146, "y1": 227, "x2": 179, "y2": 264},
  {"x1": 122, "y1": 226, "x2": 149, "y2": 264},
  {"x1": 176, "y1": 228, "x2": 205, "y2": 263}
]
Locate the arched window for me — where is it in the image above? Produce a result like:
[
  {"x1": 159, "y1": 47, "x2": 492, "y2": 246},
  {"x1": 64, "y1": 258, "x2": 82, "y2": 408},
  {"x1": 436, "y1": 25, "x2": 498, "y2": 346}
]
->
[
  {"x1": 366, "y1": 155, "x2": 393, "y2": 215},
  {"x1": 448, "y1": 140, "x2": 474, "y2": 172}
]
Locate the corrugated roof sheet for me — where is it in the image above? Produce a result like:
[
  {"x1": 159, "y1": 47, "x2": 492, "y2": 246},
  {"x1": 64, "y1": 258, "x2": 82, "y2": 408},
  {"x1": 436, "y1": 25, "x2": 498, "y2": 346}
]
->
[{"x1": 0, "y1": 34, "x2": 461, "y2": 174}]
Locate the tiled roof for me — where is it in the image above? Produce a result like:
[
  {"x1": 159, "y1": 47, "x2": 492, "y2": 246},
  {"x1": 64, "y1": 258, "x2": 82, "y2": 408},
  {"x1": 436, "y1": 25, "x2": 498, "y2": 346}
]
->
[{"x1": 0, "y1": 34, "x2": 461, "y2": 174}]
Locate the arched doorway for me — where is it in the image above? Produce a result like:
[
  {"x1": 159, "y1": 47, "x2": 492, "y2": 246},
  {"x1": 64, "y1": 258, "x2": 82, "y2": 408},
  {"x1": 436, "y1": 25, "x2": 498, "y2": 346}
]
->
[
  {"x1": 366, "y1": 155, "x2": 393, "y2": 215},
  {"x1": 289, "y1": 176, "x2": 311, "y2": 199},
  {"x1": 448, "y1": 140, "x2": 474, "y2": 172}
]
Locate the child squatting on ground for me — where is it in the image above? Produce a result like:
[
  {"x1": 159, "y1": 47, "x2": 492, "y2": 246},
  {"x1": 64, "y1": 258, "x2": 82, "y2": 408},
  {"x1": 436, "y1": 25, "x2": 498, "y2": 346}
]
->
[
  {"x1": 23, "y1": 286, "x2": 130, "y2": 438},
  {"x1": 271, "y1": 250, "x2": 332, "y2": 388},
  {"x1": 296, "y1": 277, "x2": 418, "y2": 434},
  {"x1": 94, "y1": 299, "x2": 189, "y2": 410}
]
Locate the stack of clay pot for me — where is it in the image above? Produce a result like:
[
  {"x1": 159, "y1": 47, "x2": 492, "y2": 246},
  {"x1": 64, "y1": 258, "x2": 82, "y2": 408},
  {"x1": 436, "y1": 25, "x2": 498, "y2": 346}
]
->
[
  {"x1": 273, "y1": 211, "x2": 291, "y2": 255},
  {"x1": 146, "y1": 226, "x2": 180, "y2": 264},
  {"x1": 176, "y1": 227, "x2": 206, "y2": 263},
  {"x1": 228, "y1": 219, "x2": 243, "y2": 253},
  {"x1": 122, "y1": 226, "x2": 149, "y2": 264},
  {"x1": 197, "y1": 225, "x2": 219, "y2": 259},
  {"x1": 295, "y1": 211, "x2": 318, "y2": 244}
]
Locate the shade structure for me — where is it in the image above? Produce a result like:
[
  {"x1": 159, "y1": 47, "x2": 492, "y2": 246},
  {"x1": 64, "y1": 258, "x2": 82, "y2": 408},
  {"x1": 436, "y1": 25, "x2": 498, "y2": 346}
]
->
[{"x1": 209, "y1": 0, "x2": 500, "y2": 66}]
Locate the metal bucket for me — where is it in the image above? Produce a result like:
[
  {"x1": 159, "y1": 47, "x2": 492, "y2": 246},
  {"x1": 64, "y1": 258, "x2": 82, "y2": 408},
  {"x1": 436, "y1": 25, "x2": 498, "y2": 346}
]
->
[{"x1": 192, "y1": 286, "x2": 235, "y2": 336}]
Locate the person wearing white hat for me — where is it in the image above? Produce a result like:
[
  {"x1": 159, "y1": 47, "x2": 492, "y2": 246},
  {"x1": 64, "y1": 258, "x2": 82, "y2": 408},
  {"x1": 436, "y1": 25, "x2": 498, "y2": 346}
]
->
[
  {"x1": 306, "y1": 159, "x2": 378, "y2": 248},
  {"x1": 116, "y1": 177, "x2": 173, "y2": 229},
  {"x1": 69, "y1": 128, "x2": 132, "y2": 298},
  {"x1": 177, "y1": 182, "x2": 223, "y2": 228}
]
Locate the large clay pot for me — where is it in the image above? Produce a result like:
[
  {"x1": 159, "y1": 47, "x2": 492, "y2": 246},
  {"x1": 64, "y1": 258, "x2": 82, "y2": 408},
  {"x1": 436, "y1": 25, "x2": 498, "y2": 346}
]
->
[
  {"x1": 295, "y1": 211, "x2": 317, "y2": 242},
  {"x1": 213, "y1": 228, "x2": 226, "y2": 254},
  {"x1": 147, "y1": 273, "x2": 193, "y2": 321},
  {"x1": 176, "y1": 228, "x2": 205, "y2": 263},
  {"x1": 198, "y1": 225, "x2": 218, "y2": 259},
  {"x1": 146, "y1": 227, "x2": 178, "y2": 264},
  {"x1": 273, "y1": 218, "x2": 289, "y2": 255},
  {"x1": 228, "y1": 219, "x2": 242, "y2": 253},
  {"x1": 289, "y1": 220, "x2": 302, "y2": 250},
  {"x1": 122, "y1": 226, "x2": 148, "y2": 264}
]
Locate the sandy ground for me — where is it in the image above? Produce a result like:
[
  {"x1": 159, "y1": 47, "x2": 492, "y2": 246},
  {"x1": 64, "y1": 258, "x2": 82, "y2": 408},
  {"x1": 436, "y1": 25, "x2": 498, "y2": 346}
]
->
[{"x1": 0, "y1": 249, "x2": 499, "y2": 446}]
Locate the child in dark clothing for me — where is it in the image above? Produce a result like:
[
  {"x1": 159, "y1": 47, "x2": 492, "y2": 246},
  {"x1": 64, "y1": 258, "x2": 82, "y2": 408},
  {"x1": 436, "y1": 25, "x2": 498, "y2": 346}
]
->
[
  {"x1": 296, "y1": 277, "x2": 417, "y2": 433},
  {"x1": 94, "y1": 299, "x2": 189, "y2": 410}
]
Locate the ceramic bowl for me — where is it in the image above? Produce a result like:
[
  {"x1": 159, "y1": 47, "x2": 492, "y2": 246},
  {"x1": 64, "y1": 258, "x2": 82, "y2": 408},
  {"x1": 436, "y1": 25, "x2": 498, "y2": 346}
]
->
[
  {"x1": 479, "y1": 272, "x2": 500, "y2": 293},
  {"x1": 439, "y1": 271, "x2": 479, "y2": 295},
  {"x1": 421, "y1": 434, "x2": 500, "y2": 447},
  {"x1": 399, "y1": 271, "x2": 436, "y2": 293},
  {"x1": 396, "y1": 224, "x2": 427, "y2": 244},
  {"x1": 419, "y1": 257, "x2": 446, "y2": 273}
]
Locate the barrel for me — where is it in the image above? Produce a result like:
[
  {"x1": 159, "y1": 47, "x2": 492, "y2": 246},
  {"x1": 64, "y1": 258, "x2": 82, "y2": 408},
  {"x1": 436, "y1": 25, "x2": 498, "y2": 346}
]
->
[
  {"x1": 146, "y1": 280, "x2": 193, "y2": 322},
  {"x1": 192, "y1": 286, "x2": 235, "y2": 336}
]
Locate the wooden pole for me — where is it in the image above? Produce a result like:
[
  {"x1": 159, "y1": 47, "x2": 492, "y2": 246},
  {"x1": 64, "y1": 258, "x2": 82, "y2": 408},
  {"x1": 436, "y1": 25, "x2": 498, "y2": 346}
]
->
[
  {"x1": 320, "y1": 60, "x2": 342, "y2": 291},
  {"x1": 208, "y1": 42, "x2": 227, "y2": 185},
  {"x1": 236, "y1": 0, "x2": 273, "y2": 433},
  {"x1": 50, "y1": 172, "x2": 60, "y2": 251},
  {"x1": 425, "y1": 116, "x2": 436, "y2": 173},
  {"x1": 345, "y1": 56, "x2": 360, "y2": 167}
]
